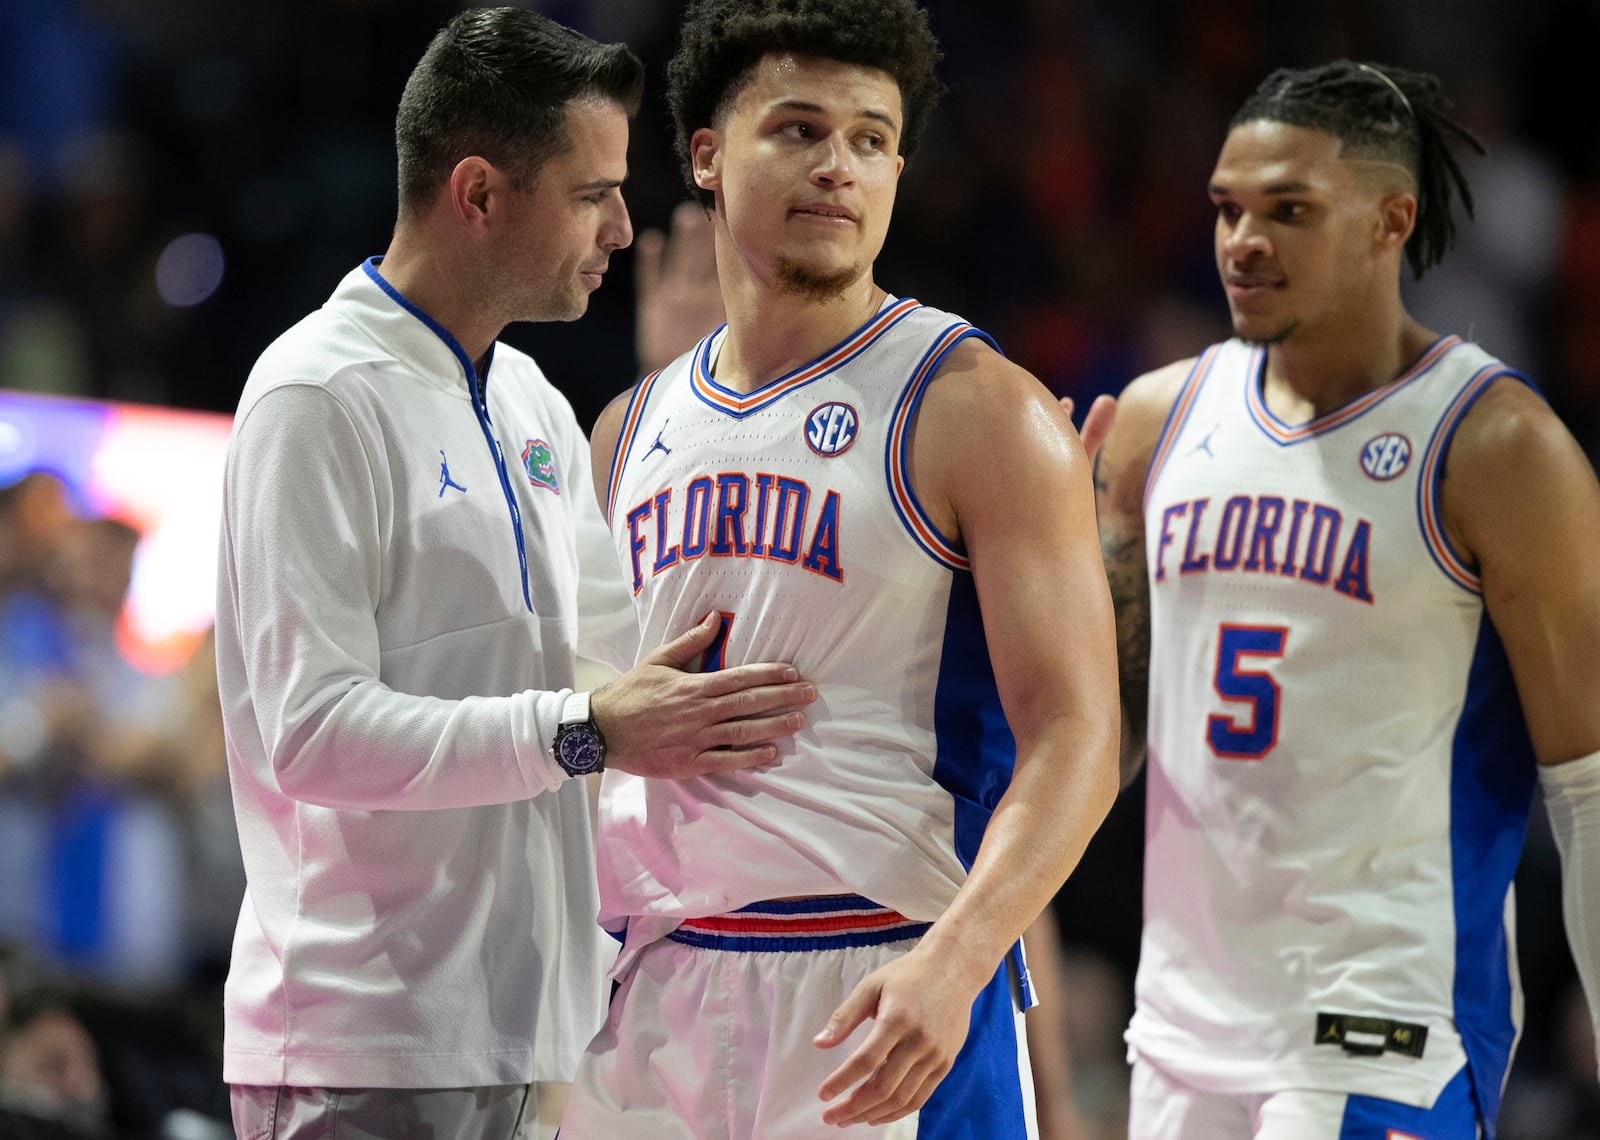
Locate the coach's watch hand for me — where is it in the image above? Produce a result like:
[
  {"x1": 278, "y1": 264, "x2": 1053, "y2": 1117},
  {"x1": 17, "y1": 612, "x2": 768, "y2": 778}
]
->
[
  {"x1": 591, "y1": 611, "x2": 815, "y2": 780},
  {"x1": 812, "y1": 943, "x2": 987, "y2": 1127}
]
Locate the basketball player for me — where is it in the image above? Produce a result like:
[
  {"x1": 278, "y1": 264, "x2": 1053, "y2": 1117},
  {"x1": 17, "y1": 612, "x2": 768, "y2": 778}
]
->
[
  {"x1": 1085, "y1": 61, "x2": 1600, "y2": 1138},
  {"x1": 558, "y1": 1, "x2": 1120, "y2": 1136}
]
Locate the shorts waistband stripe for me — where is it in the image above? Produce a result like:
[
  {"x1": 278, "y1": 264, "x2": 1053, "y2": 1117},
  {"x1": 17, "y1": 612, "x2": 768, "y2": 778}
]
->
[
  {"x1": 667, "y1": 897, "x2": 930, "y2": 953},
  {"x1": 683, "y1": 910, "x2": 914, "y2": 935}
]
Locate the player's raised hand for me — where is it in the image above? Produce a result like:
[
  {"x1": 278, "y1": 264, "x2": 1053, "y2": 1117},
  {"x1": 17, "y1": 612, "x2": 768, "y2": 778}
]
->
[
  {"x1": 813, "y1": 947, "x2": 976, "y2": 1127},
  {"x1": 1060, "y1": 393, "x2": 1117, "y2": 463},
  {"x1": 592, "y1": 611, "x2": 815, "y2": 779},
  {"x1": 635, "y1": 200, "x2": 726, "y2": 374}
]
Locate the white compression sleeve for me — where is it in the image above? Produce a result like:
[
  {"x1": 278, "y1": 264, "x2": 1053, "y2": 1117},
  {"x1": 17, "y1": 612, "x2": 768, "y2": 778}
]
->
[{"x1": 1540, "y1": 747, "x2": 1600, "y2": 1079}]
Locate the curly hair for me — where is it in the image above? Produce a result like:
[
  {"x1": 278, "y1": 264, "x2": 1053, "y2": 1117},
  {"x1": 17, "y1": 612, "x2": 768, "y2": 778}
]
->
[
  {"x1": 1231, "y1": 60, "x2": 1485, "y2": 279},
  {"x1": 666, "y1": 0, "x2": 946, "y2": 207},
  {"x1": 395, "y1": 7, "x2": 643, "y2": 216}
]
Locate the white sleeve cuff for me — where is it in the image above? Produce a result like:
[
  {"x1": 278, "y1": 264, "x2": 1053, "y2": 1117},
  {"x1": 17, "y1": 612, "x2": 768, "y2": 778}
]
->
[
  {"x1": 1540, "y1": 747, "x2": 1600, "y2": 1080},
  {"x1": 519, "y1": 687, "x2": 578, "y2": 791}
]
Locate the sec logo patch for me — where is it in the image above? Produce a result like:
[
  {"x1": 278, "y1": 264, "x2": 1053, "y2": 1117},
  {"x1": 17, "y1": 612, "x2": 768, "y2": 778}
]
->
[
  {"x1": 805, "y1": 402, "x2": 859, "y2": 456},
  {"x1": 1359, "y1": 432, "x2": 1411, "y2": 481}
]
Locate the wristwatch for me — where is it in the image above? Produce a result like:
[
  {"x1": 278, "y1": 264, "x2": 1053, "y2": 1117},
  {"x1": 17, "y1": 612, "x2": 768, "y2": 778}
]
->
[{"x1": 551, "y1": 691, "x2": 606, "y2": 777}]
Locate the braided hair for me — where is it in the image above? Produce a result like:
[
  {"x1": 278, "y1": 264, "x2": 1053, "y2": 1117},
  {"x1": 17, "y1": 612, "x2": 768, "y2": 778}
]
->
[{"x1": 1230, "y1": 61, "x2": 1485, "y2": 279}]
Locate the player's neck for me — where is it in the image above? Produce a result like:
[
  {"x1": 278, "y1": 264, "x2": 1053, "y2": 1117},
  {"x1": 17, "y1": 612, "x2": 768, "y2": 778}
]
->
[
  {"x1": 1263, "y1": 311, "x2": 1438, "y2": 420},
  {"x1": 713, "y1": 272, "x2": 887, "y2": 395}
]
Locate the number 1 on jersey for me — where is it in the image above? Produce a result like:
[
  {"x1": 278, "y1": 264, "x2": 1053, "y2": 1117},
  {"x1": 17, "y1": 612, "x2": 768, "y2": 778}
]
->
[
  {"x1": 1208, "y1": 624, "x2": 1287, "y2": 760},
  {"x1": 703, "y1": 611, "x2": 736, "y2": 672}
]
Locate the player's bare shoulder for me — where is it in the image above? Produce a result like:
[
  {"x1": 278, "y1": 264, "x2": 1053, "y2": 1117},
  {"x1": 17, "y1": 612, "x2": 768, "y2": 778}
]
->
[
  {"x1": 1112, "y1": 358, "x2": 1196, "y2": 451},
  {"x1": 908, "y1": 336, "x2": 1079, "y2": 540},
  {"x1": 1441, "y1": 374, "x2": 1600, "y2": 566},
  {"x1": 920, "y1": 335, "x2": 1071, "y2": 447},
  {"x1": 1447, "y1": 374, "x2": 1573, "y2": 470}
]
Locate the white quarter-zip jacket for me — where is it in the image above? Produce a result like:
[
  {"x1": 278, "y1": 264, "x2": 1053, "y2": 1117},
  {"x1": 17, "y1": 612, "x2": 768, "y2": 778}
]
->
[{"x1": 216, "y1": 260, "x2": 636, "y2": 1088}]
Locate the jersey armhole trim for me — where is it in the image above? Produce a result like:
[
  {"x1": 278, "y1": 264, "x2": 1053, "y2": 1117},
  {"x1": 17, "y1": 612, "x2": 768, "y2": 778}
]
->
[
  {"x1": 886, "y1": 322, "x2": 999, "y2": 570},
  {"x1": 1142, "y1": 345, "x2": 1222, "y2": 514},
  {"x1": 605, "y1": 366, "x2": 669, "y2": 524},
  {"x1": 1416, "y1": 366, "x2": 1534, "y2": 595}
]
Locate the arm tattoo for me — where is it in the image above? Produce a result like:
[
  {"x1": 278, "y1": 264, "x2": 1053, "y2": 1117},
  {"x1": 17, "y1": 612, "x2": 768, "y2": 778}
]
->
[{"x1": 1100, "y1": 526, "x2": 1151, "y2": 783}]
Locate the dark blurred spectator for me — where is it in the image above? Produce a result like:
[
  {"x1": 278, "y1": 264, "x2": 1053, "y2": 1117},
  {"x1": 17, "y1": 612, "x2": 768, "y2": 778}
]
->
[
  {"x1": 0, "y1": 470, "x2": 77, "y2": 613},
  {"x1": 0, "y1": 948, "x2": 231, "y2": 1140},
  {"x1": 0, "y1": 472, "x2": 89, "y2": 792},
  {"x1": 0, "y1": 477, "x2": 234, "y2": 993},
  {"x1": 0, "y1": 988, "x2": 112, "y2": 1138}
]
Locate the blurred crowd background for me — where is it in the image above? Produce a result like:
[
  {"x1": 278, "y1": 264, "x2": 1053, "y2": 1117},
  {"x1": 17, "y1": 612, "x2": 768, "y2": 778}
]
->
[{"x1": 1, "y1": 1, "x2": 1598, "y2": 1137}]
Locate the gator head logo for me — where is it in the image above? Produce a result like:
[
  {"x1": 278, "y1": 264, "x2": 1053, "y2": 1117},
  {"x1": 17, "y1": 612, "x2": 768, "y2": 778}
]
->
[{"x1": 522, "y1": 439, "x2": 560, "y2": 494}]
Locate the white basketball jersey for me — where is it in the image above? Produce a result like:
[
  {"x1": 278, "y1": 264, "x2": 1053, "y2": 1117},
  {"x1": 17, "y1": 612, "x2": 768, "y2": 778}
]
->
[
  {"x1": 598, "y1": 298, "x2": 1026, "y2": 972},
  {"x1": 1129, "y1": 335, "x2": 1538, "y2": 1122}
]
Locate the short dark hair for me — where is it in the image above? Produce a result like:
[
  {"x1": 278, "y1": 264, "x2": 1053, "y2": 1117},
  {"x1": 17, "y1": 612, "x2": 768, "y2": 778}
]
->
[
  {"x1": 667, "y1": 0, "x2": 946, "y2": 207},
  {"x1": 1230, "y1": 60, "x2": 1485, "y2": 279},
  {"x1": 394, "y1": 7, "x2": 644, "y2": 215}
]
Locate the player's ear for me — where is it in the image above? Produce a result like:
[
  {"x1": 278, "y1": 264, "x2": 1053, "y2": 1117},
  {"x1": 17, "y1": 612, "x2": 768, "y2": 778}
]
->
[
  {"x1": 1376, "y1": 191, "x2": 1416, "y2": 252},
  {"x1": 690, "y1": 127, "x2": 722, "y2": 194}
]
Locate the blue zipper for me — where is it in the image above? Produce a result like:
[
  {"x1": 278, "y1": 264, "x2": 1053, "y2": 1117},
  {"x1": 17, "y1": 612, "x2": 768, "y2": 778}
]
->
[
  {"x1": 361, "y1": 259, "x2": 533, "y2": 612},
  {"x1": 468, "y1": 346, "x2": 534, "y2": 612}
]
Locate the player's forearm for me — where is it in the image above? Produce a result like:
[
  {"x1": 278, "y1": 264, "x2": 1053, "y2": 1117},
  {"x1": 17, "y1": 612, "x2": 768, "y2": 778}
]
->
[{"x1": 918, "y1": 716, "x2": 1119, "y2": 991}]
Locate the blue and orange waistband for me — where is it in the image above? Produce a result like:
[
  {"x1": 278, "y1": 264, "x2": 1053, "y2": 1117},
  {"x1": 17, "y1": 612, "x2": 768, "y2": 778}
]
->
[{"x1": 666, "y1": 895, "x2": 931, "y2": 953}]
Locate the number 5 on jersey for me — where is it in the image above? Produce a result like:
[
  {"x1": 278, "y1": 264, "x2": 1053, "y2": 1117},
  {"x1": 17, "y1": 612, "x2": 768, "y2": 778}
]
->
[{"x1": 1208, "y1": 624, "x2": 1287, "y2": 760}]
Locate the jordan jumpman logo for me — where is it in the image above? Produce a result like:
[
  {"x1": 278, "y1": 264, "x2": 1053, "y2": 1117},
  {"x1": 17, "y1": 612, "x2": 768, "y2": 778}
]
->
[
  {"x1": 1188, "y1": 423, "x2": 1221, "y2": 459},
  {"x1": 438, "y1": 450, "x2": 467, "y2": 497},
  {"x1": 644, "y1": 420, "x2": 672, "y2": 461}
]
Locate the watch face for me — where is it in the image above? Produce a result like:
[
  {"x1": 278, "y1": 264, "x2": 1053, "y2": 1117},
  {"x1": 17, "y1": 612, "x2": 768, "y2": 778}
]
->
[{"x1": 556, "y1": 726, "x2": 604, "y2": 776}]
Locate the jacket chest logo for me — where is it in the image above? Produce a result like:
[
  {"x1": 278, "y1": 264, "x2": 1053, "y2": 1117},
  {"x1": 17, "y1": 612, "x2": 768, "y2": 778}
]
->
[
  {"x1": 438, "y1": 450, "x2": 468, "y2": 497},
  {"x1": 522, "y1": 439, "x2": 561, "y2": 494}
]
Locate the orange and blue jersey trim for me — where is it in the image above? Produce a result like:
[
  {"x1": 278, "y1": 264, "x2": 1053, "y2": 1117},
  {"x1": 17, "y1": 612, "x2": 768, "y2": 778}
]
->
[
  {"x1": 667, "y1": 895, "x2": 931, "y2": 953},
  {"x1": 605, "y1": 363, "x2": 673, "y2": 523},
  {"x1": 1246, "y1": 334, "x2": 1462, "y2": 445},
  {"x1": 1415, "y1": 363, "x2": 1533, "y2": 595},
  {"x1": 1143, "y1": 345, "x2": 1221, "y2": 514},
  {"x1": 887, "y1": 320, "x2": 997, "y2": 571},
  {"x1": 690, "y1": 298, "x2": 924, "y2": 419}
]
